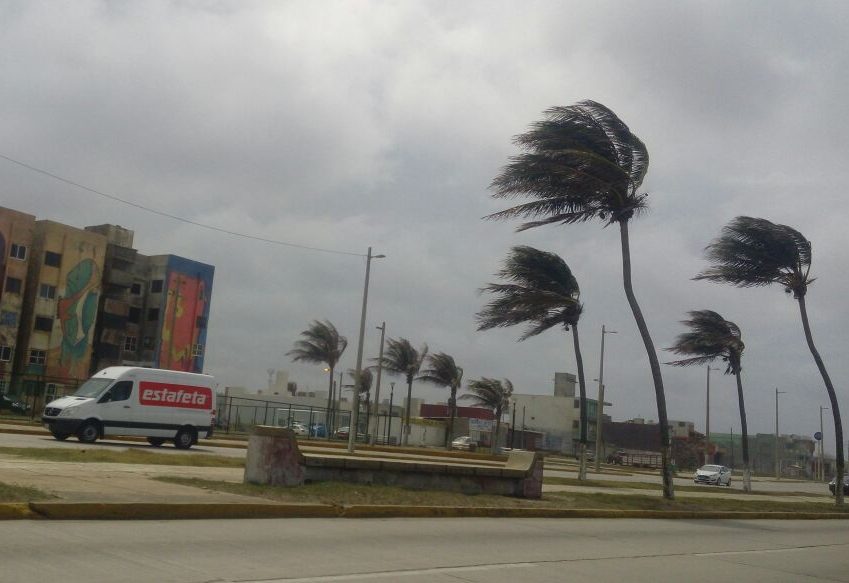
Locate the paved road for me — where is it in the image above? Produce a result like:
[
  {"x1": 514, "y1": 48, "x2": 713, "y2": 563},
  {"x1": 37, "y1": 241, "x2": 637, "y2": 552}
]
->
[{"x1": 1, "y1": 518, "x2": 847, "y2": 582}]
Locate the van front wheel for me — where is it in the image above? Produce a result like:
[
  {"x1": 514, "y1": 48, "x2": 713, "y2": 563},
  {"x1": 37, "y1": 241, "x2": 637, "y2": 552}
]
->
[
  {"x1": 174, "y1": 428, "x2": 196, "y2": 450},
  {"x1": 77, "y1": 421, "x2": 99, "y2": 444}
]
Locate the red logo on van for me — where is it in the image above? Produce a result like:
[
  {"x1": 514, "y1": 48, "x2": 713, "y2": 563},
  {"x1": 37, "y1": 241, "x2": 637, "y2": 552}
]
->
[{"x1": 139, "y1": 382, "x2": 212, "y2": 409}]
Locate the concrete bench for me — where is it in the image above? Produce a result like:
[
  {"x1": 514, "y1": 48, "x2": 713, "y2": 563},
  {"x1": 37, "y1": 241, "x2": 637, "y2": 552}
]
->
[{"x1": 244, "y1": 426, "x2": 543, "y2": 498}]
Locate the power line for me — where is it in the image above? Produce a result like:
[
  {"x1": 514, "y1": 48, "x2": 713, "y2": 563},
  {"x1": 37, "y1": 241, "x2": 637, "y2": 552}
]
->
[{"x1": 0, "y1": 152, "x2": 365, "y2": 258}]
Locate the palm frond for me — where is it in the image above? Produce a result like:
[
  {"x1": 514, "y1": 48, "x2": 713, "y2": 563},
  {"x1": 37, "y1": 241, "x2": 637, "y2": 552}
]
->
[
  {"x1": 418, "y1": 352, "x2": 464, "y2": 390},
  {"x1": 665, "y1": 309, "x2": 745, "y2": 374},
  {"x1": 461, "y1": 377, "x2": 513, "y2": 412},
  {"x1": 377, "y1": 337, "x2": 428, "y2": 383},
  {"x1": 286, "y1": 319, "x2": 348, "y2": 368}
]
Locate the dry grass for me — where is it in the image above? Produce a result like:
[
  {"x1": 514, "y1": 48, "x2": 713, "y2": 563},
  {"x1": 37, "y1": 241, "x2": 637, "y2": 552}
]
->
[
  {"x1": 0, "y1": 447, "x2": 244, "y2": 467},
  {"x1": 543, "y1": 476, "x2": 824, "y2": 497},
  {"x1": 0, "y1": 481, "x2": 53, "y2": 502}
]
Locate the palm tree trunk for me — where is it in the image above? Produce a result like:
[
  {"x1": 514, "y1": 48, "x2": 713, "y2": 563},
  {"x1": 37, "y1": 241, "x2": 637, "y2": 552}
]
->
[
  {"x1": 446, "y1": 388, "x2": 457, "y2": 450},
  {"x1": 619, "y1": 220, "x2": 675, "y2": 500},
  {"x1": 403, "y1": 376, "x2": 413, "y2": 447},
  {"x1": 797, "y1": 294, "x2": 844, "y2": 506},
  {"x1": 493, "y1": 409, "x2": 502, "y2": 454},
  {"x1": 734, "y1": 370, "x2": 751, "y2": 492},
  {"x1": 572, "y1": 325, "x2": 588, "y2": 481},
  {"x1": 325, "y1": 366, "x2": 335, "y2": 440}
]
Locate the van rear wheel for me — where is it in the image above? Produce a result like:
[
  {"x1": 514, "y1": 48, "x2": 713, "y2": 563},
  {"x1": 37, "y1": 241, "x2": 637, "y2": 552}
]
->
[
  {"x1": 77, "y1": 421, "x2": 99, "y2": 444},
  {"x1": 147, "y1": 437, "x2": 166, "y2": 447},
  {"x1": 174, "y1": 428, "x2": 196, "y2": 450}
]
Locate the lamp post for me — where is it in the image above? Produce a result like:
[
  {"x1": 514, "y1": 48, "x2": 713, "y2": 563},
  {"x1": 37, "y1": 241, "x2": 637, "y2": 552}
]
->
[
  {"x1": 511, "y1": 399, "x2": 517, "y2": 449},
  {"x1": 348, "y1": 247, "x2": 385, "y2": 453},
  {"x1": 705, "y1": 366, "x2": 719, "y2": 464},
  {"x1": 386, "y1": 381, "x2": 395, "y2": 445},
  {"x1": 730, "y1": 426, "x2": 735, "y2": 469},
  {"x1": 369, "y1": 322, "x2": 386, "y2": 445},
  {"x1": 820, "y1": 405, "x2": 830, "y2": 481},
  {"x1": 775, "y1": 388, "x2": 786, "y2": 479},
  {"x1": 594, "y1": 325, "x2": 617, "y2": 472}
]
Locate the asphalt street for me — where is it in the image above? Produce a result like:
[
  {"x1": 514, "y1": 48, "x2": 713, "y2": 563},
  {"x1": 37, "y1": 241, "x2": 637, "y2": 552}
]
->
[{"x1": 1, "y1": 518, "x2": 847, "y2": 582}]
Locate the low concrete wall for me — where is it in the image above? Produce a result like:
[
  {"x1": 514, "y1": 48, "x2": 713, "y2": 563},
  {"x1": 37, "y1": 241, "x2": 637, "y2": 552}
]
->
[{"x1": 244, "y1": 426, "x2": 543, "y2": 498}]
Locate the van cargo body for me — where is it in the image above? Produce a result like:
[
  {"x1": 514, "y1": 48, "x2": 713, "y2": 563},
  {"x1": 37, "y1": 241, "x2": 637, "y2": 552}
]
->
[{"x1": 42, "y1": 367, "x2": 216, "y2": 449}]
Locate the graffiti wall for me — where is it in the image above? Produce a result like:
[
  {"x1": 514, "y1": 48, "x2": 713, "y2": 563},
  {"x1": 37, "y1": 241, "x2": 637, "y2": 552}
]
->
[{"x1": 157, "y1": 256, "x2": 214, "y2": 373}]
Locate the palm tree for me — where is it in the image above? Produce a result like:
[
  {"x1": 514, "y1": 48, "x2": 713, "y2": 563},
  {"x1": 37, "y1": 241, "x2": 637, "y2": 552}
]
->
[
  {"x1": 462, "y1": 377, "x2": 514, "y2": 454},
  {"x1": 346, "y1": 366, "x2": 374, "y2": 435},
  {"x1": 666, "y1": 310, "x2": 752, "y2": 492},
  {"x1": 696, "y1": 216, "x2": 844, "y2": 505},
  {"x1": 418, "y1": 352, "x2": 464, "y2": 449},
  {"x1": 488, "y1": 100, "x2": 674, "y2": 498},
  {"x1": 287, "y1": 320, "x2": 347, "y2": 438},
  {"x1": 377, "y1": 337, "x2": 428, "y2": 447},
  {"x1": 476, "y1": 246, "x2": 590, "y2": 479}
]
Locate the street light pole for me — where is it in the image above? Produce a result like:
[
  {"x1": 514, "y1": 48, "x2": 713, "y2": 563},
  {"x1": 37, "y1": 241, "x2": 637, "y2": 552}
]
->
[
  {"x1": 594, "y1": 325, "x2": 617, "y2": 472},
  {"x1": 820, "y1": 405, "x2": 829, "y2": 481},
  {"x1": 730, "y1": 426, "x2": 735, "y2": 468},
  {"x1": 386, "y1": 381, "x2": 395, "y2": 445},
  {"x1": 348, "y1": 247, "x2": 385, "y2": 453},
  {"x1": 511, "y1": 399, "x2": 517, "y2": 449},
  {"x1": 705, "y1": 366, "x2": 719, "y2": 464},
  {"x1": 369, "y1": 322, "x2": 386, "y2": 446},
  {"x1": 775, "y1": 388, "x2": 786, "y2": 480}
]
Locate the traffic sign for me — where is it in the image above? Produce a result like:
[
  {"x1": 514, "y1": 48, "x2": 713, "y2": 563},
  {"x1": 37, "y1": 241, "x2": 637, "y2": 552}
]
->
[{"x1": 814, "y1": 431, "x2": 822, "y2": 441}]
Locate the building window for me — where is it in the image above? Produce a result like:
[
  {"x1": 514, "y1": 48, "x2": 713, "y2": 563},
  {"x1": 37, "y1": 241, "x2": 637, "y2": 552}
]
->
[
  {"x1": 44, "y1": 251, "x2": 62, "y2": 268},
  {"x1": 574, "y1": 398, "x2": 579, "y2": 409},
  {"x1": 9, "y1": 243, "x2": 27, "y2": 260},
  {"x1": 191, "y1": 344, "x2": 204, "y2": 357},
  {"x1": 34, "y1": 316, "x2": 54, "y2": 332},
  {"x1": 0, "y1": 311, "x2": 17, "y2": 326},
  {"x1": 38, "y1": 284, "x2": 57, "y2": 300},
  {"x1": 127, "y1": 307, "x2": 141, "y2": 323},
  {"x1": 143, "y1": 336, "x2": 154, "y2": 349},
  {"x1": 29, "y1": 349, "x2": 47, "y2": 365},
  {"x1": 4, "y1": 277, "x2": 22, "y2": 294},
  {"x1": 0, "y1": 346, "x2": 11, "y2": 362},
  {"x1": 147, "y1": 308, "x2": 159, "y2": 321},
  {"x1": 196, "y1": 316, "x2": 207, "y2": 329},
  {"x1": 123, "y1": 336, "x2": 137, "y2": 352},
  {"x1": 130, "y1": 283, "x2": 142, "y2": 295},
  {"x1": 150, "y1": 279, "x2": 164, "y2": 293},
  {"x1": 0, "y1": 379, "x2": 6, "y2": 393}
]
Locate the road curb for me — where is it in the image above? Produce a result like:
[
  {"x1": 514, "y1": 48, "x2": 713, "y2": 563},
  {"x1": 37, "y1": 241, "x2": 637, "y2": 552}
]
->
[{"x1": 2, "y1": 502, "x2": 847, "y2": 520}]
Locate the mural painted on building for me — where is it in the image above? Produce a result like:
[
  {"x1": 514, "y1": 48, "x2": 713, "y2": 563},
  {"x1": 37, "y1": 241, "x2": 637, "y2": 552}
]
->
[
  {"x1": 54, "y1": 258, "x2": 101, "y2": 378},
  {"x1": 158, "y1": 257, "x2": 213, "y2": 373}
]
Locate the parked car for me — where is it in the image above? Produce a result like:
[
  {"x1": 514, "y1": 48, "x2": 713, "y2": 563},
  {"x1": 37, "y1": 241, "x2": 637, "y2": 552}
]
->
[
  {"x1": 0, "y1": 393, "x2": 28, "y2": 415},
  {"x1": 828, "y1": 475, "x2": 849, "y2": 496},
  {"x1": 286, "y1": 422, "x2": 308, "y2": 436},
  {"x1": 309, "y1": 423, "x2": 327, "y2": 438},
  {"x1": 334, "y1": 426, "x2": 350, "y2": 439},
  {"x1": 693, "y1": 464, "x2": 732, "y2": 486},
  {"x1": 451, "y1": 436, "x2": 477, "y2": 451}
]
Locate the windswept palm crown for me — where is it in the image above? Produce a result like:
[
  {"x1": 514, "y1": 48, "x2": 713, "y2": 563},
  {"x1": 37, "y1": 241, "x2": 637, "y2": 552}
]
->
[
  {"x1": 462, "y1": 378, "x2": 513, "y2": 413},
  {"x1": 379, "y1": 338, "x2": 428, "y2": 384},
  {"x1": 418, "y1": 353, "x2": 463, "y2": 392},
  {"x1": 477, "y1": 246, "x2": 582, "y2": 339},
  {"x1": 286, "y1": 320, "x2": 347, "y2": 369},
  {"x1": 666, "y1": 310, "x2": 744, "y2": 373},
  {"x1": 487, "y1": 100, "x2": 649, "y2": 229},
  {"x1": 695, "y1": 216, "x2": 812, "y2": 297},
  {"x1": 347, "y1": 366, "x2": 374, "y2": 396}
]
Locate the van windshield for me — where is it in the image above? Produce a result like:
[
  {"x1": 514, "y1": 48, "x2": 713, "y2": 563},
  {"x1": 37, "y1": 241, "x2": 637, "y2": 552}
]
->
[{"x1": 73, "y1": 378, "x2": 115, "y2": 398}]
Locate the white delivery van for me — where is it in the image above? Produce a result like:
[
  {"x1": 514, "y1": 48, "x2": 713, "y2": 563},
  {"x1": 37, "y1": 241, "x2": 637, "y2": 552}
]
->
[{"x1": 41, "y1": 367, "x2": 216, "y2": 449}]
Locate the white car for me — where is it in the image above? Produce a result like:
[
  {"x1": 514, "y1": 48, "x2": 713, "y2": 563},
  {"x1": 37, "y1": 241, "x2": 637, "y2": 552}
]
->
[
  {"x1": 451, "y1": 436, "x2": 478, "y2": 451},
  {"x1": 694, "y1": 464, "x2": 732, "y2": 486},
  {"x1": 287, "y1": 422, "x2": 308, "y2": 436}
]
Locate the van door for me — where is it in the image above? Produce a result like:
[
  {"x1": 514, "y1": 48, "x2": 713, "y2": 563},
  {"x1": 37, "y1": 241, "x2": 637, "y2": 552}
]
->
[{"x1": 97, "y1": 381, "x2": 140, "y2": 437}]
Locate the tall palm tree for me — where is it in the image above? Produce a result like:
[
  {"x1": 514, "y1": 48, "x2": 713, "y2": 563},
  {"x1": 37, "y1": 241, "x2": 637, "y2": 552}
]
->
[
  {"x1": 666, "y1": 310, "x2": 752, "y2": 492},
  {"x1": 287, "y1": 320, "x2": 347, "y2": 438},
  {"x1": 462, "y1": 377, "x2": 514, "y2": 454},
  {"x1": 476, "y1": 246, "x2": 590, "y2": 479},
  {"x1": 488, "y1": 100, "x2": 674, "y2": 498},
  {"x1": 696, "y1": 216, "x2": 844, "y2": 505},
  {"x1": 346, "y1": 366, "x2": 374, "y2": 434},
  {"x1": 377, "y1": 337, "x2": 428, "y2": 447},
  {"x1": 418, "y1": 352, "x2": 464, "y2": 449}
]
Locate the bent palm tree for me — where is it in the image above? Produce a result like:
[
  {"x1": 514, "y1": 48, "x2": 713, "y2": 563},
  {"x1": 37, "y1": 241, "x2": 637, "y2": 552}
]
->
[
  {"x1": 346, "y1": 367, "x2": 374, "y2": 434},
  {"x1": 666, "y1": 310, "x2": 752, "y2": 492},
  {"x1": 488, "y1": 100, "x2": 674, "y2": 498},
  {"x1": 696, "y1": 216, "x2": 844, "y2": 505},
  {"x1": 476, "y1": 246, "x2": 590, "y2": 479},
  {"x1": 287, "y1": 320, "x2": 347, "y2": 438},
  {"x1": 378, "y1": 337, "x2": 428, "y2": 446},
  {"x1": 418, "y1": 352, "x2": 464, "y2": 448},
  {"x1": 462, "y1": 377, "x2": 513, "y2": 454}
]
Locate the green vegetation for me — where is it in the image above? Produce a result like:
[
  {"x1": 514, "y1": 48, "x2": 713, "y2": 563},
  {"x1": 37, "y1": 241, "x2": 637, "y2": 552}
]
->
[
  {"x1": 0, "y1": 447, "x2": 243, "y2": 467},
  {"x1": 0, "y1": 481, "x2": 53, "y2": 502}
]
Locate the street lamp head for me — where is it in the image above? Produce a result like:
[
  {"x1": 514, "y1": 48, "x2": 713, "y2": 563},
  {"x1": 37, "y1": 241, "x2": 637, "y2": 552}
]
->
[{"x1": 373, "y1": 254, "x2": 386, "y2": 259}]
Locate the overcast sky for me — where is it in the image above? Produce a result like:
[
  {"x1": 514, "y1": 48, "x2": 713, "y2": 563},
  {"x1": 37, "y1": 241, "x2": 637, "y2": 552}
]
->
[{"x1": 2, "y1": 1, "x2": 848, "y2": 453}]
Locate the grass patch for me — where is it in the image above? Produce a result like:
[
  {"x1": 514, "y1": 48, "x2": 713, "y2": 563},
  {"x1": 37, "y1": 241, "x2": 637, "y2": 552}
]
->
[
  {"x1": 0, "y1": 481, "x2": 53, "y2": 502},
  {"x1": 542, "y1": 476, "x2": 824, "y2": 497},
  {"x1": 0, "y1": 447, "x2": 244, "y2": 468},
  {"x1": 155, "y1": 477, "x2": 848, "y2": 513}
]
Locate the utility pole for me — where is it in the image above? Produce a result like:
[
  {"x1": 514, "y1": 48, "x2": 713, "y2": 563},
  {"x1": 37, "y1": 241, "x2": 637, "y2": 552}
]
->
[
  {"x1": 386, "y1": 381, "x2": 395, "y2": 445},
  {"x1": 775, "y1": 388, "x2": 786, "y2": 480},
  {"x1": 594, "y1": 325, "x2": 617, "y2": 472},
  {"x1": 705, "y1": 366, "x2": 719, "y2": 464},
  {"x1": 730, "y1": 426, "x2": 735, "y2": 468},
  {"x1": 820, "y1": 405, "x2": 829, "y2": 481}
]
